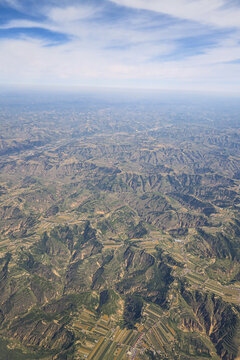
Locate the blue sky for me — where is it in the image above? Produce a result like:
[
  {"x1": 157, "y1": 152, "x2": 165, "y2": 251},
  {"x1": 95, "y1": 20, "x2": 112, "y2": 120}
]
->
[{"x1": 0, "y1": 0, "x2": 240, "y2": 93}]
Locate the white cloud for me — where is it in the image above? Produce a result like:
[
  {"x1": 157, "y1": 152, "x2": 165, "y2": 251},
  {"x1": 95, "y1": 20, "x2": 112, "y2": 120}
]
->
[
  {"x1": 0, "y1": 20, "x2": 46, "y2": 30},
  {"x1": 48, "y1": 5, "x2": 98, "y2": 23},
  {"x1": 110, "y1": 0, "x2": 240, "y2": 28}
]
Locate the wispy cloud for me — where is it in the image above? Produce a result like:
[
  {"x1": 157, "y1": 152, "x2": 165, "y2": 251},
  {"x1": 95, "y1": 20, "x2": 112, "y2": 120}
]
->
[
  {"x1": 0, "y1": 0, "x2": 240, "y2": 93},
  {"x1": 110, "y1": 0, "x2": 240, "y2": 28},
  {"x1": 48, "y1": 5, "x2": 99, "y2": 23}
]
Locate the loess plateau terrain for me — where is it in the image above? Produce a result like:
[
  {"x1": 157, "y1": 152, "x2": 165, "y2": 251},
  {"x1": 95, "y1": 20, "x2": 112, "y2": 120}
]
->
[{"x1": 0, "y1": 90, "x2": 239, "y2": 360}]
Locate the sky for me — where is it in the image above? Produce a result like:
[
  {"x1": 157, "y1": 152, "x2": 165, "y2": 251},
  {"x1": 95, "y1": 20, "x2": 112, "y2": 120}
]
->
[{"x1": 0, "y1": 0, "x2": 240, "y2": 94}]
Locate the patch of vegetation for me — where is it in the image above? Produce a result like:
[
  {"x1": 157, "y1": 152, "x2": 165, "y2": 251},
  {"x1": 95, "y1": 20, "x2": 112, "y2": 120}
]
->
[
  {"x1": 97, "y1": 289, "x2": 119, "y2": 315},
  {"x1": 123, "y1": 295, "x2": 143, "y2": 329}
]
